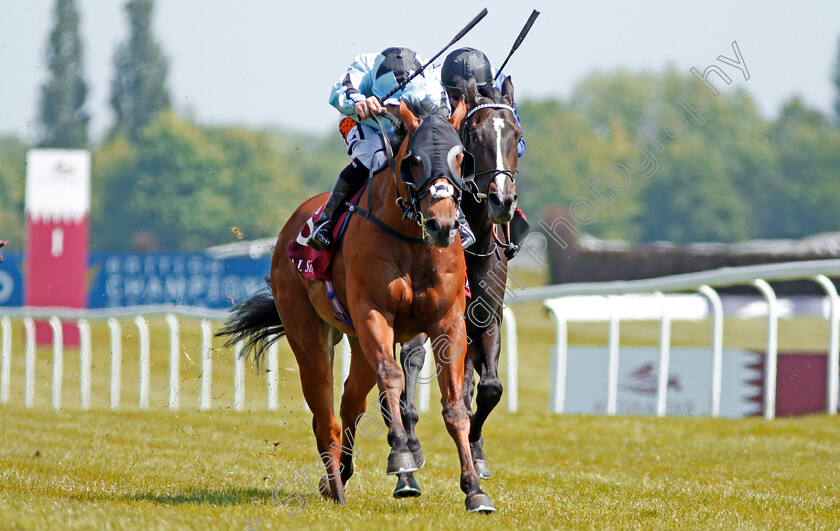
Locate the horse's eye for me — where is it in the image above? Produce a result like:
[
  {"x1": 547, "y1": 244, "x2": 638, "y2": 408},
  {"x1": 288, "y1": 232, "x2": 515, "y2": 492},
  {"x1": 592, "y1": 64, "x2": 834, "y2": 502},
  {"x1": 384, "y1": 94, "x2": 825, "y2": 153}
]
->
[{"x1": 410, "y1": 155, "x2": 423, "y2": 175}]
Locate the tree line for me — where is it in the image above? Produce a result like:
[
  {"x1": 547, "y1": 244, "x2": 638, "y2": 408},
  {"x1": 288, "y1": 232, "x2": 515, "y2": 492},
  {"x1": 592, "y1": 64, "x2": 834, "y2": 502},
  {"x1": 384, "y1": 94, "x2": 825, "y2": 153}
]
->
[{"x1": 1, "y1": 0, "x2": 839, "y2": 250}]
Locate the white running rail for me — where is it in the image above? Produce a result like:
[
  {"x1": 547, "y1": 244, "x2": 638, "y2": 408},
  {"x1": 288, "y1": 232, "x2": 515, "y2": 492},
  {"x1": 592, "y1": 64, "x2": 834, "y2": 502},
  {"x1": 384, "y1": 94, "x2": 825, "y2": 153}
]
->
[
  {"x1": 514, "y1": 259, "x2": 840, "y2": 420},
  {"x1": 2, "y1": 259, "x2": 838, "y2": 418}
]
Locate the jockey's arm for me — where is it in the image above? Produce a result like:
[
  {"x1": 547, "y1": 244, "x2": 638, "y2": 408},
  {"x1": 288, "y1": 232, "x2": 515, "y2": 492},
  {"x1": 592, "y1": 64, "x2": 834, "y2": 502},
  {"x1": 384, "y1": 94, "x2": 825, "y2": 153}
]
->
[{"x1": 329, "y1": 53, "x2": 379, "y2": 116}]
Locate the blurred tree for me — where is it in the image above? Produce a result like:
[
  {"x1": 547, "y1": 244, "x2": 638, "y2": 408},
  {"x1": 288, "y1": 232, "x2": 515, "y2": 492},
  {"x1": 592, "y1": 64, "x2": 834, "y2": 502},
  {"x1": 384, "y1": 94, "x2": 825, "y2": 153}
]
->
[
  {"x1": 643, "y1": 69, "x2": 778, "y2": 241},
  {"x1": 767, "y1": 98, "x2": 840, "y2": 237},
  {"x1": 0, "y1": 137, "x2": 29, "y2": 245},
  {"x1": 268, "y1": 129, "x2": 347, "y2": 199},
  {"x1": 640, "y1": 134, "x2": 751, "y2": 243},
  {"x1": 37, "y1": 0, "x2": 89, "y2": 148},
  {"x1": 571, "y1": 70, "x2": 658, "y2": 139},
  {"x1": 203, "y1": 125, "x2": 304, "y2": 242},
  {"x1": 91, "y1": 112, "x2": 306, "y2": 251},
  {"x1": 834, "y1": 36, "x2": 840, "y2": 124},
  {"x1": 517, "y1": 99, "x2": 644, "y2": 241},
  {"x1": 110, "y1": 0, "x2": 170, "y2": 141},
  {"x1": 521, "y1": 68, "x2": 779, "y2": 243}
]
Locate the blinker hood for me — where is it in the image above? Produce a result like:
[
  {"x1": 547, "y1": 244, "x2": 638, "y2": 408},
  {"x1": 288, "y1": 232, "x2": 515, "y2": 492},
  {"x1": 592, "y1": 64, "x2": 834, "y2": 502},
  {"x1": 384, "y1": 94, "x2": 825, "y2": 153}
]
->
[{"x1": 399, "y1": 114, "x2": 473, "y2": 196}]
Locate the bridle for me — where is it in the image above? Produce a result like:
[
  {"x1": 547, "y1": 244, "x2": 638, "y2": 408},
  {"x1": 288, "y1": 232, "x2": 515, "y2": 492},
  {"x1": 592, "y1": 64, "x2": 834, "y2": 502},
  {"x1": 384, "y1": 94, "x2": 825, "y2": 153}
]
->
[
  {"x1": 350, "y1": 110, "x2": 467, "y2": 243},
  {"x1": 459, "y1": 100, "x2": 521, "y2": 259},
  {"x1": 460, "y1": 102, "x2": 519, "y2": 202}
]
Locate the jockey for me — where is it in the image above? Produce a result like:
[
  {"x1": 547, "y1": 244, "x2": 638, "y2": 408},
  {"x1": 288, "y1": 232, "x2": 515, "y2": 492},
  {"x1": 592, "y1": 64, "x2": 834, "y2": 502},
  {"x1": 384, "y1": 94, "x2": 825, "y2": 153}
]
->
[
  {"x1": 303, "y1": 46, "x2": 476, "y2": 251},
  {"x1": 437, "y1": 47, "x2": 530, "y2": 258}
]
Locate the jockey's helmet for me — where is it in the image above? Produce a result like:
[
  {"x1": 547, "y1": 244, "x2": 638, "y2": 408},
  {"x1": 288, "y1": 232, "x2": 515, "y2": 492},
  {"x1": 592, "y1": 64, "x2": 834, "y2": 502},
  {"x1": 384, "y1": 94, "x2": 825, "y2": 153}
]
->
[{"x1": 441, "y1": 47, "x2": 493, "y2": 90}]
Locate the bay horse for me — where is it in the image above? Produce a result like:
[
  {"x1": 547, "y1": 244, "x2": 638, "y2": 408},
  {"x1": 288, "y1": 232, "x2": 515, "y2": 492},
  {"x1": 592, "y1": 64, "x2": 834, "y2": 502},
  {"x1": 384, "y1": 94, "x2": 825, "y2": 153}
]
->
[
  {"x1": 395, "y1": 76, "x2": 521, "y2": 497},
  {"x1": 218, "y1": 99, "x2": 496, "y2": 512}
]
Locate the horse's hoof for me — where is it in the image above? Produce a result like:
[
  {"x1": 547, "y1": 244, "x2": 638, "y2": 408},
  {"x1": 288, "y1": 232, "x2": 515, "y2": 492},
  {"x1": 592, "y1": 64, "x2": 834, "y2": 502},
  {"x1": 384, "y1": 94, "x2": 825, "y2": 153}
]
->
[
  {"x1": 318, "y1": 475, "x2": 331, "y2": 499},
  {"x1": 474, "y1": 459, "x2": 491, "y2": 480},
  {"x1": 465, "y1": 492, "x2": 496, "y2": 513},
  {"x1": 413, "y1": 449, "x2": 425, "y2": 470},
  {"x1": 386, "y1": 451, "x2": 418, "y2": 475},
  {"x1": 393, "y1": 474, "x2": 422, "y2": 498}
]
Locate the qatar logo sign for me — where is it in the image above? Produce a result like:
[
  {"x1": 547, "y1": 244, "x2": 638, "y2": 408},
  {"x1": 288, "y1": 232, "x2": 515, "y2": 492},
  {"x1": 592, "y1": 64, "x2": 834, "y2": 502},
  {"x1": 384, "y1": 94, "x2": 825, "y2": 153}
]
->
[{"x1": 25, "y1": 149, "x2": 91, "y2": 345}]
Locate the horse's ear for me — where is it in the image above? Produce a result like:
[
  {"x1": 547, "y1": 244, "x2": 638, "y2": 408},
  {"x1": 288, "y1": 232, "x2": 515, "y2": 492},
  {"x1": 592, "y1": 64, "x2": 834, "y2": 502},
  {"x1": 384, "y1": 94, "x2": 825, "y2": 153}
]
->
[
  {"x1": 465, "y1": 77, "x2": 480, "y2": 108},
  {"x1": 451, "y1": 75, "x2": 480, "y2": 109},
  {"x1": 501, "y1": 76, "x2": 515, "y2": 106},
  {"x1": 448, "y1": 97, "x2": 467, "y2": 130},
  {"x1": 399, "y1": 100, "x2": 420, "y2": 135}
]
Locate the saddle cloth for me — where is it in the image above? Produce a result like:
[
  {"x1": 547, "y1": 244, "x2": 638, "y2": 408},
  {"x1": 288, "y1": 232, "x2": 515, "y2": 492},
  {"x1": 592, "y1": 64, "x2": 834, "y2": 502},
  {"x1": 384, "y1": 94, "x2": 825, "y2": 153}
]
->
[{"x1": 287, "y1": 186, "x2": 365, "y2": 282}]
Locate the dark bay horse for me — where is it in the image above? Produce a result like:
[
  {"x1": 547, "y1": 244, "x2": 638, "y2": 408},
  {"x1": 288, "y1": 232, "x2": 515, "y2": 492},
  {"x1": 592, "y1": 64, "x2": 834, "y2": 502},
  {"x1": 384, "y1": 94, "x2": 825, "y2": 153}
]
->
[
  {"x1": 395, "y1": 76, "x2": 521, "y2": 497},
  {"x1": 218, "y1": 100, "x2": 495, "y2": 512}
]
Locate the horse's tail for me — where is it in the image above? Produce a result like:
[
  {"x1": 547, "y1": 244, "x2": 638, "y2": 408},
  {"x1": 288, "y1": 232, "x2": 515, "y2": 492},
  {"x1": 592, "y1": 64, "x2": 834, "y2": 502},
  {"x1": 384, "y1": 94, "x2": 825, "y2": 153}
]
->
[{"x1": 216, "y1": 288, "x2": 285, "y2": 368}]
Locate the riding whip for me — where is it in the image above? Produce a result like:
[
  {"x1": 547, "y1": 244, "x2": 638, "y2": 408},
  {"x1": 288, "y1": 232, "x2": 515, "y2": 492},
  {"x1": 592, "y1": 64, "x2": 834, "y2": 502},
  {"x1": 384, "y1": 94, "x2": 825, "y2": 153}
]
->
[{"x1": 493, "y1": 9, "x2": 540, "y2": 81}]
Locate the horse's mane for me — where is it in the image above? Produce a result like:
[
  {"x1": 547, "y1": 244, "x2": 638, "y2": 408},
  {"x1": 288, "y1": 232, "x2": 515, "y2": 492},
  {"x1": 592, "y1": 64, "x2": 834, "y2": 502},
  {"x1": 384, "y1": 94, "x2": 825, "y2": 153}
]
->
[
  {"x1": 404, "y1": 98, "x2": 449, "y2": 120},
  {"x1": 385, "y1": 99, "x2": 449, "y2": 149}
]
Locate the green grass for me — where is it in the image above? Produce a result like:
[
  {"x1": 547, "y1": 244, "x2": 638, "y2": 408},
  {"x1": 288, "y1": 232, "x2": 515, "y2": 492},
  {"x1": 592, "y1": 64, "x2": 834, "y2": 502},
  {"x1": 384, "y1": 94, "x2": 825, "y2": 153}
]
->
[
  {"x1": 2, "y1": 274, "x2": 839, "y2": 528},
  {"x1": 2, "y1": 409, "x2": 839, "y2": 529}
]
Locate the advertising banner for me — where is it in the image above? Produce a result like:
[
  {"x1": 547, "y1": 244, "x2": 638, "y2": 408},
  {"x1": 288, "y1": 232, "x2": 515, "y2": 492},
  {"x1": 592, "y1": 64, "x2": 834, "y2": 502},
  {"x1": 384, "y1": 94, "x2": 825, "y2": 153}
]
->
[
  {"x1": 562, "y1": 346, "x2": 763, "y2": 417},
  {"x1": 25, "y1": 149, "x2": 90, "y2": 344},
  {"x1": 87, "y1": 252, "x2": 270, "y2": 309}
]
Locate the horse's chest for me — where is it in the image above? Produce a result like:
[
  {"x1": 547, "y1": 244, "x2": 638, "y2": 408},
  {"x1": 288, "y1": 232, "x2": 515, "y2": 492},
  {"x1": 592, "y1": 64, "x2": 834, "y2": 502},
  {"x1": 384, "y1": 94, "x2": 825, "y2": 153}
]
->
[{"x1": 408, "y1": 266, "x2": 459, "y2": 312}]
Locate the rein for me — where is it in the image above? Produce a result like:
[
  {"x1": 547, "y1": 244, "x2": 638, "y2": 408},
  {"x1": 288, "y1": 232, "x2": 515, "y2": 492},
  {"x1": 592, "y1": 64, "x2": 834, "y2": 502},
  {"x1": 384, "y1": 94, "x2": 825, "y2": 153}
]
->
[{"x1": 464, "y1": 222, "x2": 514, "y2": 260}]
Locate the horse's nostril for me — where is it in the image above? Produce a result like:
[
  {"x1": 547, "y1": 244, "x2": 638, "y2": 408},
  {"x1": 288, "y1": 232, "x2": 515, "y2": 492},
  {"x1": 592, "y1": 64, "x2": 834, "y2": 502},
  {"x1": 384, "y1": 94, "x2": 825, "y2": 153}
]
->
[
  {"x1": 424, "y1": 219, "x2": 440, "y2": 233},
  {"x1": 488, "y1": 193, "x2": 502, "y2": 206}
]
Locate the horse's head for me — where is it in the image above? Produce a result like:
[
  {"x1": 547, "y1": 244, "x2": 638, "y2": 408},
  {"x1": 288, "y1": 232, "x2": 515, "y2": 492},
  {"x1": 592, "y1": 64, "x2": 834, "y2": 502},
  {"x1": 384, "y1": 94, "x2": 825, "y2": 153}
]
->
[
  {"x1": 396, "y1": 100, "x2": 469, "y2": 248},
  {"x1": 456, "y1": 76, "x2": 520, "y2": 223}
]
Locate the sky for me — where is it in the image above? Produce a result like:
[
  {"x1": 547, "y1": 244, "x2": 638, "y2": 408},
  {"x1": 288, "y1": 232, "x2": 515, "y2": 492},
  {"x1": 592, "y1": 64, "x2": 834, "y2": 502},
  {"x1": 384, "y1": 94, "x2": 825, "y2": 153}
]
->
[{"x1": 1, "y1": 0, "x2": 840, "y2": 143}]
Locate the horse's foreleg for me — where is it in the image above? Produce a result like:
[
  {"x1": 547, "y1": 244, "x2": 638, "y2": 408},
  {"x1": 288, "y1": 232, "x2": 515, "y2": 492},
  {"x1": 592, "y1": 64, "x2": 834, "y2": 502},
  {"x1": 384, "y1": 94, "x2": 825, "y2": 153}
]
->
[
  {"x1": 468, "y1": 321, "x2": 504, "y2": 480},
  {"x1": 393, "y1": 334, "x2": 428, "y2": 498},
  {"x1": 430, "y1": 315, "x2": 495, "y2": 513},
  {"x1": 399, "y1": 334, "x2": 428, "y2": 467},
  {"x1": 337, "y1": 336, "x2": 377, "y2": 487},
  {"x1": 355, "y1": 309, "x2": 417, "y2": 475},
  {"x1": 462, "y1": 341, "x2": 477, "y2": 417}
]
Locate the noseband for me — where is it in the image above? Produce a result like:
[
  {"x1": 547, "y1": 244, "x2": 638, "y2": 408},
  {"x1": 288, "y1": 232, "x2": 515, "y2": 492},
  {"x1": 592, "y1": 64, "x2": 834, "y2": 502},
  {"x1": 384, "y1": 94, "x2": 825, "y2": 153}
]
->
[{"x1": 460, "y1": 103, "x2": 518, "y2": 202}]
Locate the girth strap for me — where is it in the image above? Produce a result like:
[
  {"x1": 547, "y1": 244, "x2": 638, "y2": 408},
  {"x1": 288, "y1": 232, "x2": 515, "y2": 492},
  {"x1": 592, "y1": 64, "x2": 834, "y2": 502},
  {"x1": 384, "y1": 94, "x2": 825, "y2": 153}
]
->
[{"x1": 325, "y1": 280, "x2": 354, "y2": 329}]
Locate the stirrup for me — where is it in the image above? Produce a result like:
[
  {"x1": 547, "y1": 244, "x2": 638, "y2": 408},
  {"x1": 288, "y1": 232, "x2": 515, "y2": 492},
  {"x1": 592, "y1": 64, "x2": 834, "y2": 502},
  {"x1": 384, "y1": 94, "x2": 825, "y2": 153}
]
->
[{"x1": 306, "y1": 221, "x2": 333, "y2": 251}]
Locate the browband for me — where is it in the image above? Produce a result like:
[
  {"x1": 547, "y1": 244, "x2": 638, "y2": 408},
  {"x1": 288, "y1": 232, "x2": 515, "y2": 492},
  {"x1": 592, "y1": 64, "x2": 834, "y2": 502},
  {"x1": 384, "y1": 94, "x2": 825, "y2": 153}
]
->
[{"x1": 464, "y1": 103, "x2": 516, "y2": 120}]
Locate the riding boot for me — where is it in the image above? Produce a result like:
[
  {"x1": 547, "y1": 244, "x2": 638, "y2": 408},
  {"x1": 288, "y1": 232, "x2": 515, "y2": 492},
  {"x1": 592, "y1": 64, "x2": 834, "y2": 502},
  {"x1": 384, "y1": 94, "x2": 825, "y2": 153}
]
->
[
  {"x1": 457, "y1": 205, "x2": 476, "y2": 249},
  {"x1": 504, "y1": 208, "x2": 531, "y2": 259},
  {"x1": 305, "y1": 163, "x2": 365, "y2": 251}
]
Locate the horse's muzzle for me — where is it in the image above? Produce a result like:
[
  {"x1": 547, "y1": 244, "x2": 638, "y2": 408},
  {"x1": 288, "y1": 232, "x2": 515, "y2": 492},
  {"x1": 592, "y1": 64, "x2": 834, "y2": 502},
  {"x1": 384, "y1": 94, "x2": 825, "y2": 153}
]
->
[
  {"x1": 487, "y1": 192, "x2": 517, "y2": 224},
  {"x1": 424, "y1": 219, "x2": 457, "y2": 248}
]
